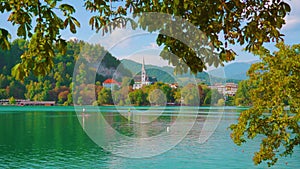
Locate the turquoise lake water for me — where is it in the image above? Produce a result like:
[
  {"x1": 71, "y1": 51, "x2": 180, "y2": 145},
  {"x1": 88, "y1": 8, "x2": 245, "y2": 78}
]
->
[{"x1": 0, "y1": 106, "x2": 299, "y2": 168}]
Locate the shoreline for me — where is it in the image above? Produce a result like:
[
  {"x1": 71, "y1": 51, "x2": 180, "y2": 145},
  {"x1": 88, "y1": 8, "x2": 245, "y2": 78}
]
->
[{"x1": 0, "y1": 105, "x2": 250, "y2": 112}]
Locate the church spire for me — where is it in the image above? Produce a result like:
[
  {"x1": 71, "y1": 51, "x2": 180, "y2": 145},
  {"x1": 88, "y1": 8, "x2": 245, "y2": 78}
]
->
[
  {"x1": 142, "y1": 57, "x2": 145, "y2": 72},
  {"x1": 141, "y1": 57, "x2": 146, "y2": 85}
]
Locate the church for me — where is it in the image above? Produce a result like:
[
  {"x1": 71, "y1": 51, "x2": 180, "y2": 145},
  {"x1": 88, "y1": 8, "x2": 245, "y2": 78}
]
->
[{"x1": 132, "y1": 58, "x2": 157, "y2": 90}]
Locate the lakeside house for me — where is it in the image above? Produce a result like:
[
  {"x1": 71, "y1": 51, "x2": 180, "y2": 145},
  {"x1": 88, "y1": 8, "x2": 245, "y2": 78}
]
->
[
  {"x1": 169, "y1": 83, "x2": 179, "y2": 89},
  {"x1": 102, "y1": 79, "x2": 121, "y2": 89},
  {"x1": 209, "y1": 83, "x2": 238, "y2": 96}
]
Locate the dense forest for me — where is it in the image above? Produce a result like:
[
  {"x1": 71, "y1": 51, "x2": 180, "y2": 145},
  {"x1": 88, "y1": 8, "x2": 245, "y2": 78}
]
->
[{"x1": 0, "y1": 39, "x2": 131, "y2": 105}]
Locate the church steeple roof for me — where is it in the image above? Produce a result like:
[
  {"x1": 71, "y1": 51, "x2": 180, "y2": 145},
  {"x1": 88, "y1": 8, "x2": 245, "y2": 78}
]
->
[
  {"x1": 141, "y1": 57, "x2": 146, "y2": 85},
  {"x1": 142, "y1": 57, "x2": 145, "y2": 72}
]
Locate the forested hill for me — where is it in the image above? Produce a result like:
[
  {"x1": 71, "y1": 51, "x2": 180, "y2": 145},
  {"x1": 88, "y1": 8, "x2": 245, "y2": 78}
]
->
[{"x1": 0, "y1": 39, "x2": 130, "y2": 104}]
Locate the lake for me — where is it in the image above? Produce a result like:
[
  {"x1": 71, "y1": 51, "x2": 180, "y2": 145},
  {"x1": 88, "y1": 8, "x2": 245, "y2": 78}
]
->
[{"x1": 0, "y1": 106, "x2": 299, "y2": 168}]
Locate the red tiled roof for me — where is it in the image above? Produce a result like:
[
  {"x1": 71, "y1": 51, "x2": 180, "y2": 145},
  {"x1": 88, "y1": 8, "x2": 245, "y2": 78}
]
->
[{"x1": 103, "y1": 79, "x2": 118, "y2": 84}]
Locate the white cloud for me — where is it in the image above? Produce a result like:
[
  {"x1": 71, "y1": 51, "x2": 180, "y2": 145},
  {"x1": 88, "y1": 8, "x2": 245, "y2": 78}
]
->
[
  {"x1": 283, "y1": 15, "x2": 300, "y2": 30},
  {"x1": 144, "y1": 42, "x2": 160, "y2": 50},
  {"x1": 120, "y1": 49, "x2": 170, "y2": 67},
  {"x1": 283, "y1": 0, "x2": 300, "y2": 30},
  {"x1": 88, "y1": 28, "x2": 137, "y2": 49},
  {"x1": 87, "y1": 27, "x2": 162, "y2": 60}
]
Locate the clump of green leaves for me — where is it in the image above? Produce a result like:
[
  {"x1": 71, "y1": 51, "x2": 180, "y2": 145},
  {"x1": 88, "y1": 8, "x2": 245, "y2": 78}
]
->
[
  {"x1": 234, "y1": 80, "x2": 252, "y2": 106},
  {"x1": 0, "y1": 28, "x2": 11, "y2": 50},
  {"x1": 230, "y1": 43, "x2": 300, "y2": 166},
  {"x1": 85, "y1": 0, "x2": 291, "y2": 73},
  {"x1": 1, "y1": 0, "x2": 80, "y2": 80}
]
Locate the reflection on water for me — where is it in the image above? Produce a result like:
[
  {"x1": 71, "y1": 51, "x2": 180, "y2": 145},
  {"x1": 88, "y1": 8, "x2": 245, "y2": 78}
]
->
[
  {"x1": 78, "y1": 107, "x2": 202, "y2": 158},
  {"x1": 0, "y1": 106, "x2": 299, "y2": 168}
]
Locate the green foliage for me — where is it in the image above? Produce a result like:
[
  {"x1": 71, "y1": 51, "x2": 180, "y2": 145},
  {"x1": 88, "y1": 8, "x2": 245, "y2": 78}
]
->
[
  {"x1": 65, "y1": 93, "x2": 73, "y2": 105},
  {"x1": 173, "y1": 83, "x2": 216, "y2": 106},
  {"x1": 231, "y1": 43, "x2": 300, "y2": 166},
  {"x1": 148, "y1": 89, "x2": 166, "y2": 106},
  {"x1": 145, "y1": 82, "x2": 174, "y2": 105},
  {"x1": 179, "y1": 84, "x2": 200, "y2": 106},
  {"x1": 217, "y1": 98, "x2": 225, "y2": 106},
  {"x1": 8, "y1": 96, "x2": 15, "y2": 104},
  {"x1": 0, "y1": 74, "x2": 9, "y2": 88},
  {"x1": 0, "y1": 0, "x2": 82, "y2": 80},
  {"x1": 0, "y1": 39, "x2": 24, "y2": 75},
  {"x1": 25, "y1": 80, "x2": 51, "y2": 101},
  {"x1": 234, "y1": 80, "x2": 252, "y2": 106},
  {"x1": 112, "y1": 85, "x2": 132, "y2": 106},
  {"x1": 58, "y1": 90, "x2": 69, "y2": 104},
  {"x1": 203, "y1": 88, "x2": 223, "y2": 106},
  {"x1": 7, "y1": 81, "x2": 26, "y2": 99},
  {"x1": 92, "y1": 100, "x2": 98, "y2": 106},
  {"x1": 0, "y1": 28, "x2": 11, "y2": 50},
  {"x1": 98, "y1": 88, "x2": 113, "y2": 105},
  {"x1": 129, "y1": 89, "x2": 148, "y2": 106},
  {"x1": 111, "y1": 82, "x2": 221, "y2": 106},
  {"x1": 0, "y1": 89, "x2": 7, "y2": 99},
  {"x1": 225, "y1": 96, "x2": 235, "y2": 106}
]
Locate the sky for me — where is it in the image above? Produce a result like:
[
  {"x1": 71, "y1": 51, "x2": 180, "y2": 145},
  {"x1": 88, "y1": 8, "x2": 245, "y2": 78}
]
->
[{"x1": 1, "y1": 0, "x2": 300, "y2": 69}]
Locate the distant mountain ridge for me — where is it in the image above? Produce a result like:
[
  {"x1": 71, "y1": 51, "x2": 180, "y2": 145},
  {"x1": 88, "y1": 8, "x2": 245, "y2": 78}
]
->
[
  {"x1": 121, "y1": 59, "x2": 221, "y2": 85},
  {"x1": 208, "y1": 60, "x2": 259, "y2": 80}
]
